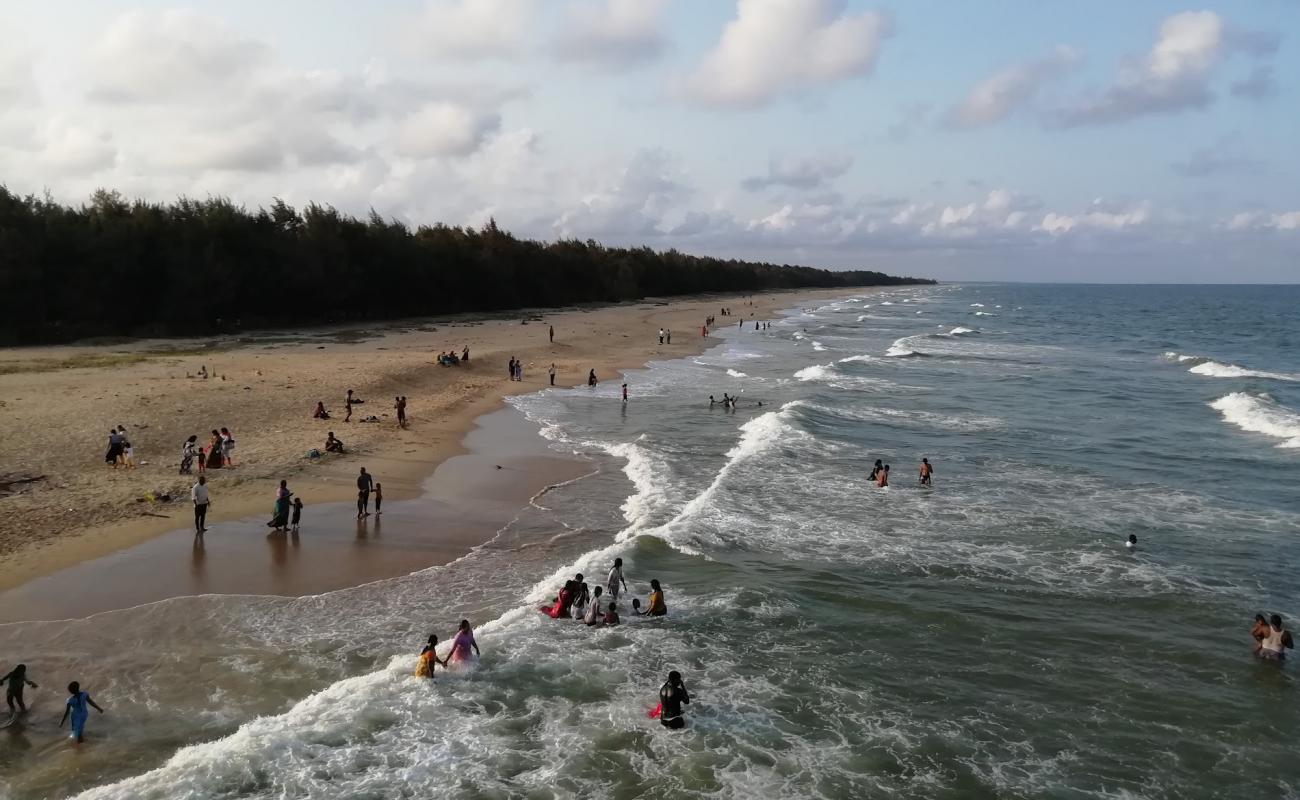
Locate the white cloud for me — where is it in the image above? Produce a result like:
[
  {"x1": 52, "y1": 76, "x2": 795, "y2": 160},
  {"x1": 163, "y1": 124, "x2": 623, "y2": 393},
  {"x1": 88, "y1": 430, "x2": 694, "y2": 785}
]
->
[
  {"x1": 407, "y1": 0, "x2": 539, "y2": 60},
  {"x1": 1226, "y1": 211, "x2": 1300, "y2": 232},
  {"x1": 685, "y1": 0, "x2": 890, "y2": 108},
  {"x1": 35, "y1": 118, "x2": 117, "y2": 173},
  {"x1": 742, "y1": 152, "x2": 853, "y2": 191},
  {"x1": 1036, "y1": 200, "x2": 1151, "y2": 235},
  {"x1": 395, "y1": 103, "x2": 502, "y2": 158},
  {"x1": 1053, "y1": 11, "x2": 1277, "y2": 126},
  {"x1": 553, "y1": 0, "x2": 669, "y2": 68},
  {"x1": 947, "y1": 46, "x2": 1080, "y2": 128}
]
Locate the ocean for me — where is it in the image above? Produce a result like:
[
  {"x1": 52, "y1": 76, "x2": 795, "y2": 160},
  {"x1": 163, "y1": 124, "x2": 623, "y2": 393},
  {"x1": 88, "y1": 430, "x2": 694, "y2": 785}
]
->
[{"x1": 2, "y1": 283, "x2": 1298, "y2": 799}]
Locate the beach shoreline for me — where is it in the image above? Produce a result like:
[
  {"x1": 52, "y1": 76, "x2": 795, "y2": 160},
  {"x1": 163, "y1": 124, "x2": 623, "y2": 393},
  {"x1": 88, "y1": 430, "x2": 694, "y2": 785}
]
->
[{"x1": 0, "y1": 287, "x2": 864, "y2": 604}]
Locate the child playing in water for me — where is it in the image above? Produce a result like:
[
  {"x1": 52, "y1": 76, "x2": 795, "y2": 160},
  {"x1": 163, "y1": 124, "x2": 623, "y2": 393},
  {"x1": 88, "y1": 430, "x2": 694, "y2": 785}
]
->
[
  {"x1": 2, "y1": 664, "x2": 38, "y2": 715},
  {"x1": 291, "y1": 497, "x2": 304, "y2": 534},
  {"x1": 58, "y1": 681, "x2": 104, "y2": 743},
  {"x1": 604, "y1": 603, "x2": 620, "y2": 625}
]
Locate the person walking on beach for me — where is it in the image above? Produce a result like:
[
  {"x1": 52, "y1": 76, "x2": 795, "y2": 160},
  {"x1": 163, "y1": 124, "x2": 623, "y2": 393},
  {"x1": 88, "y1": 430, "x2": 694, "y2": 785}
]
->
[
  {"x1": 192, "y1": 475, "x2": 210, "y2": 534},
  {"x1": 395, "y1": 396, "x2": 408, "y2": 428},
  {"x1": 658, "y1": 328, "x2": 664, "y2": 345},
  {"x1": 919, "y1": 458, "x2": 933, "y2": 486},
  {"x1": 549, "y1": 363, "x2": 556, "y2": 386},
  {"x1": 268, "y1": 480, "x2": 292, "y2": 531},
  {"x1": 588, "y1": 369, "x2": 598, "y2": 387},
  {"x1": 345, "y1": 389, "x2": 354, "y2": 423},
  {"x1": 58, "y1": 681, "x2": 104, "y2": 744},
  {"x1": 549, "y1": 325, "x2": 554, "y2": 344},
  {"x1": 666, "y1": 329, "x2": 672, "y2": 344},
  {"x1": 181, "y1": 434, "x2": 199, "y2": 474},
  {"x1": 655, "y1": 671, "x2": 690, "y2": 730},
  {"x1": 119, "y1": 426, "x2": 136, "y2": 469},
  {"x1": 606, "y1": 557, "x2": 628, "y2": 601},
  {"x1": 622, "y1": 383, "x2": 629, "y2": 403},
  {"x1": 357, "y1": 467, "x2": 374, "y2": 518},
  {"x1": 3, "y1": 664, "x2": 37, "y2": 715},
  {"x1": 508, "y1": 357, "x2": 516, "y2": 381}
]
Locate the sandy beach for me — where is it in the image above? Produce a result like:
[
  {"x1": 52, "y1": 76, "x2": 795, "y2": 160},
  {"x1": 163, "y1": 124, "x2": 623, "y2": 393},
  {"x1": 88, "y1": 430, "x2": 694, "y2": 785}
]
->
[{"x1": 0, "y1": 288, "x2": 855, "y2": 601}]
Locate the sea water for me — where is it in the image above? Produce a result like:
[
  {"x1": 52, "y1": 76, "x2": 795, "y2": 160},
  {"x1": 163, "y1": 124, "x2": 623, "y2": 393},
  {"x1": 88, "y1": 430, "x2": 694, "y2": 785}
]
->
[{"x1": 2, "y1": 284, "x2": 1298, "y2": 799}]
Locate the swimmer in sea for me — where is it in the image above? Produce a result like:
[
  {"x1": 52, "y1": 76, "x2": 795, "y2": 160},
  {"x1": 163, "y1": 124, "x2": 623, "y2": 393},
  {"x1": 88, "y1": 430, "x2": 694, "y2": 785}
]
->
[
  {"x1": 919, "y1": 458, "x2": 933, "y2": 486},
  {"x1": 1257, "y1": 614, "x2": 1295, "y2": 662},
  {"x1": 1125, "y1": 534, "x2": 1138, "y2": 550},
  {"x1": 868, "y1": 459, "x2": 882, "y2": 482},
  {"x1": 657, "y1": 671, "x2": 690, "y2": 729},
  {"x1": 877, "y1": 465, "x2": 890, "y2": 488},
  {"x1": 709, "y1": 395, "x2": 717, "y2": 407},
  {"x1": 637, "y1": 579, "x2": 667, "y2": 616}
]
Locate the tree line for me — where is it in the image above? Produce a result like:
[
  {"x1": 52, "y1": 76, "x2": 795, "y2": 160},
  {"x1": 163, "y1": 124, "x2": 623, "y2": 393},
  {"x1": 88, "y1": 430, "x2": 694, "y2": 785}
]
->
[{"x1": 0, "y1": 187, "x2": 935, "y2": 345}]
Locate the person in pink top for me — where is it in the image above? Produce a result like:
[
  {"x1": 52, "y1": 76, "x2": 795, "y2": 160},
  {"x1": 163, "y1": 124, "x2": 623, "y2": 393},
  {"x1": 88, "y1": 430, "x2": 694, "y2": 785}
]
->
[{"x1": 448, "y1": 619, "x2": 480, "y2": 666}]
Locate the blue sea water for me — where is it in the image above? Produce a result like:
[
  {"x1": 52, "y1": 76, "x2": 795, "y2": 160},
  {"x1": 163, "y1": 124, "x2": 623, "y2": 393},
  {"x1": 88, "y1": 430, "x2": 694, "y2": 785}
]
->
[{"x1": 3, "y1": 284, "x2": 1298, "y2": 799}]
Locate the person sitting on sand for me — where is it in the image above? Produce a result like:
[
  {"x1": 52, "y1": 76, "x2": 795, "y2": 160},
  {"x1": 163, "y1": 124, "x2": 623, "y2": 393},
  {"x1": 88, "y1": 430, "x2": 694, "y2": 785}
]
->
[
  {"x1": 415, "y1": 635, "x2": 448, "y2": 678},
  {"x1": 325, "y1": 432, "x2": 344, "y2": 453},
  {"x1": 1251, "y1": 614, "x2": 1271, "y2": 654},
  {"x1": 3, "y1": 664, "x2": 38, "y2": 715},
  {"x1": 313, "y1": 401, "x2": 330, "y2": 420},
  {"x1": 1257, "y1": 614, "x2": 1295, "y2": 662}
]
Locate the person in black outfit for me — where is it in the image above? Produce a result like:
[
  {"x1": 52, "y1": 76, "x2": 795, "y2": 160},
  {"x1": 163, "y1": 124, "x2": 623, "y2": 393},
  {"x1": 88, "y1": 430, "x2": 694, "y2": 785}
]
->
[
  {"x1": 356, "y1": 467, "x2": 374, "y2": 518},
  {"x1": 659, "y1": 670, "x2": 690, "y2": 729}
]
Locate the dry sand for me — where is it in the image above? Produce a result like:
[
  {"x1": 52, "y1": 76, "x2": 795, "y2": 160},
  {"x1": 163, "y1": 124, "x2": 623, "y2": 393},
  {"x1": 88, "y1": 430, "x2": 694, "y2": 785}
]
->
[{"x1": 0, "y1": 289, "x2": 856, "y2": 594}]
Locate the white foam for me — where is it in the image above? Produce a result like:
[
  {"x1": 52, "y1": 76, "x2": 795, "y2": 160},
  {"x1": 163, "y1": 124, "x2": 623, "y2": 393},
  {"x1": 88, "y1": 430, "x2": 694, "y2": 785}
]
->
[
  {"x1": 970, "y1": 303, "x2": 985, "y2": 307},
  {"x1": 948, "y1": 327, "x2": 976, "y2": 336},
  {"x1": 973, "y1": 311, "x2": 997, "y2": 317},
  {"x1": 726, "y1": 368, "x2": 748, "y2": 378},
  {"x1": 795, "y1": 364, "x2": 836, "y2": 381},
  {"x1": 885, "y1": 337, "x2": 919, "y2": 358},
  {"x1": 1209, "y1": 392, "x2": 1300, "y2": 448},
  {"x1": 812, "y1": 341, "x2": 827, "y2": 352},
  {"x1": 880, "y1": 301, "x2": 894, "y2": 305},
  {"x1": 1189, "y1": 361, "x2": 1297, "y2": 382},
  {"x1": 838, "y1": 355, "x2": 877, "y2": 364}
]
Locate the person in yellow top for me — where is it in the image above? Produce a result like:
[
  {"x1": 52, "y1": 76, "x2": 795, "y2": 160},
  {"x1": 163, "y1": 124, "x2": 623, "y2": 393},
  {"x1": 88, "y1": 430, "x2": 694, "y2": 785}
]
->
[
  {"x1": 634, "y1": 579, "x2": 668, "y2": 617},
  {"x1": 415, "y1": 635, "x2": 448, "y2": 678}
]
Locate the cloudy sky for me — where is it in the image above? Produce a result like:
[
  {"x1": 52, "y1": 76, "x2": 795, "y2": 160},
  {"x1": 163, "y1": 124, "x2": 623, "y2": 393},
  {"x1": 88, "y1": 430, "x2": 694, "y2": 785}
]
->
[{"x1": 2, "y1": 1, "x2": 1297, "y2": 282}]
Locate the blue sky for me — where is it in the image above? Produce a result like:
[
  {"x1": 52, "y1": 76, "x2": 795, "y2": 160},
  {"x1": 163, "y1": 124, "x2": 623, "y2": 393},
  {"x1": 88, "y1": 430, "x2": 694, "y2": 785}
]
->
[{"x1": 1, "y1": 1, "x2": 1297, "y2": 281}]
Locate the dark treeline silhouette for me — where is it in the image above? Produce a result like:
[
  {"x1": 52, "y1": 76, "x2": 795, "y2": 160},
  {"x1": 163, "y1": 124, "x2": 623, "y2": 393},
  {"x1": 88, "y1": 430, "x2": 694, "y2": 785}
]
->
[{"x1": 0, "y1": 187, "x2": 935, "y2": 344}]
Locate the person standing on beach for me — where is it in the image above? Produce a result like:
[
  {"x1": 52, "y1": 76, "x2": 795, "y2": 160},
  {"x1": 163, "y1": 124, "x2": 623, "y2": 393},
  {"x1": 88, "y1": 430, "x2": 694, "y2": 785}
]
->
[
  {"x1": 622, "y1": 383, "x2": 628, "y2": 403},
  {"x1": 3, "y1": 664, "x2": 37, "y2": 715},
  {"x1": 666, "y1": 330, "x2": 672, "y2": 344},
  {"x1": 549, "y1": 325, "x2": 554, "y2": 344},
  {"x1": 181, "y1": 434, "x2": 199, "y2": 474},
  {"x1": 549, "y1": 363, "x2": 556, "y2": 386},
  {"x1": 395, "y1": 396, "x2": 407, "y2": 428},
  {"x1": 919, "y1": 458, "x2": 933, "y2": 486},
  {"x1": 374, "y1": 482, "x2": 383, "y2": 515},
  {"x1": 345, "y1": 389, "x2": 354, "y2": 423},
  {"x1": 220, "y1": 427, "x2": 236, "y2": 467},
  {"x1": 588, "y1": 369, "x2": 598, "y2": 386},
  {"x1": 508, "y1": 357, "x2": 516, "y2": 380},
  {"x1": 291, "y1": 497, "x2": 303, "y2": 534},
  {"x1": 658, "y1": 328, "x2": 664, "y2": 345},
  {"x1": 58, "y1": 681, "x2": 104, "y2": 744},
  {"x1": 192, "y1": 475, "x2": 210, "y2": 534},
  {"x1": 357, "y1": 467, "x2": 374, "y2": 518}
]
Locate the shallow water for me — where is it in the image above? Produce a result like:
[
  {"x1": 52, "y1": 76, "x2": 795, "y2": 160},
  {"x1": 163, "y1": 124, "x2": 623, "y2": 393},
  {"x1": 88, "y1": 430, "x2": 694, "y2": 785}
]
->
[{"x1": 3, "y1": 284, "x2": 1299, "y2": 799}]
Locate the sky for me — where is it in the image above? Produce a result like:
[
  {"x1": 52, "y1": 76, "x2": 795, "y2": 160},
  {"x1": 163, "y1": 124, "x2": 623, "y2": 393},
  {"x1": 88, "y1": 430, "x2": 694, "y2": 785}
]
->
[{"x1": 1, "y1": 1, "x2": 1297, "y2": 282}]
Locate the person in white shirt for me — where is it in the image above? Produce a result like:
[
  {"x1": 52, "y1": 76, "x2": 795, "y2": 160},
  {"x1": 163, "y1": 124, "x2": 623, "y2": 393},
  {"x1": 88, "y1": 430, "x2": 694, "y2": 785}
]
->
[
  {"x1": 192, "y1": 476, "x2": 210, "y2": 534},
  {"x1": 606, "y1": 557, "x2": 628, "y2": 601}
]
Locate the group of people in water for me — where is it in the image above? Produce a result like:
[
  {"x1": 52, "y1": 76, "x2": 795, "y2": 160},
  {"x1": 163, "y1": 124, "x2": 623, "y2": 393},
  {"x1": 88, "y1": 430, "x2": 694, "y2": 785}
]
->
[
  {"x1": 3, "y1": 665, "x2": 105, "y2": 744},
  {"x1": 867, "y1": 458, "x2": 933, "y2": 488}
]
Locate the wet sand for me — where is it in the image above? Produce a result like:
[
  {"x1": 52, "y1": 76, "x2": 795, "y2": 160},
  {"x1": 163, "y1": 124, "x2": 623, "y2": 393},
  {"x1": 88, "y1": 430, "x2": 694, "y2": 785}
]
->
[{"x1": 0, "y1": 408, "x2": 590, "y2": 623}]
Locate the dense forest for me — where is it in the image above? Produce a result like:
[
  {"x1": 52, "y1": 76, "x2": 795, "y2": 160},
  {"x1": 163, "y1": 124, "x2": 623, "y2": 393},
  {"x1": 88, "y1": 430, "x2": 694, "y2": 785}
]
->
[{"x1": 0, "y1": 187, "x2": 934, "y2": 344}]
